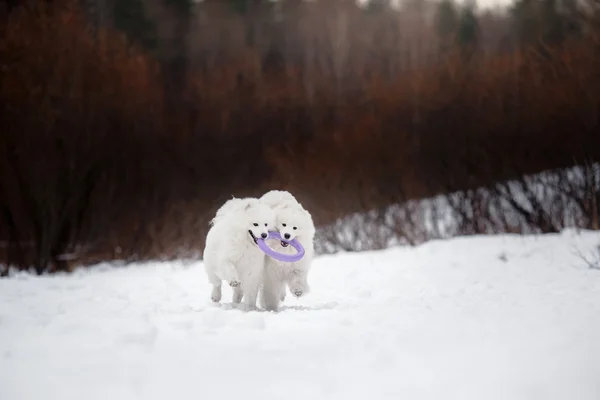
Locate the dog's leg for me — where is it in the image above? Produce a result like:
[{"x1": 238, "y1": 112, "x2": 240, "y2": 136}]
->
[
  {"x1": 206, "y1": 268, "x2": 223, "y2": 303},
  {"x1": 242, "y1": 278, "x2": 261, "y2": 312},
  {"x1": 288, "y1": 267, "x2": 310, "y2": 298},
  {"x1": 260, "y1": 278, "x2": 282, "y2": 312},
  {"x1": 260, "y1": 259, "x2": 283, "y2": 311},
  {"x1": 222, "y1": 262, "x2": 241, "y2": 287},
  {"x1": 232, "y1": 286, "x2": 243, "y2": 304},
  {"x1": 211, "y1": 284, "x2": 222, "y2": 303}
]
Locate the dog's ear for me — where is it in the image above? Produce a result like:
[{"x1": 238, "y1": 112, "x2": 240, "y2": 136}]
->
[{"x1": 244, "y1": 203, "x2": 252, "y2": 211}]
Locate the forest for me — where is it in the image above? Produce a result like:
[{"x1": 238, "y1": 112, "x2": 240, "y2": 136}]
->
[{"x1": 1, "y1": 0, "x2": 599, "y2": 274}]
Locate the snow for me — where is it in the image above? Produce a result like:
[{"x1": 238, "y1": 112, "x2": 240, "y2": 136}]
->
[{"x1": 2, "y1": 229, "x2": 600, "y2": 400}]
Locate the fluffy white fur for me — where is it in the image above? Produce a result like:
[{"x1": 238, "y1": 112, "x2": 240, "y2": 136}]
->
[
  {"x1": 203, "y1": 197, "x2": 275, "y2": 311},
  {"x1": 210, "y1": 197, "x2": 253, "y2": 226},
  {"x1": 259, "y1": 190, "x2": 300, "y2": 209},
  {"x1": 258, "y1": 190, "x2": 316, "y2": 312}
]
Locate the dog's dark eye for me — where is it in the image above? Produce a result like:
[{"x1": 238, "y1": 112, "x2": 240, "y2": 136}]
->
[
  {"x1": 293, "y1": 227, "x2": 297, "y2": 230},
  {"x1": 253, "y1": 223, "x2": 258, "y2": 227},
  {"x1": 264, "y1": 223, "x2": 268, "y2": 226},
  {"x1": 282, "y1": 223, "x2": 286, "y2": 227}
]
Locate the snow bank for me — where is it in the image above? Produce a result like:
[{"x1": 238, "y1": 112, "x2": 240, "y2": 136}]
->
[{"x1": 1, "y1": 230, "x2": 600, "y2": 400}]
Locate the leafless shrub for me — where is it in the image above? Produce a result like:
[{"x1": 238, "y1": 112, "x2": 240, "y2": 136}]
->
[{"x1": 317, "y1": 164, "x2": 600, "y2": 254}]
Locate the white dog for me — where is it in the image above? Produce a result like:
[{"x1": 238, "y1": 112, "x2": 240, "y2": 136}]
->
[
  {"x1": 258, "y1": 190, "x2": 316, "y2": 311},
  {"x1": 203, "y1": 197, "x2": 276, "y2": 311}
]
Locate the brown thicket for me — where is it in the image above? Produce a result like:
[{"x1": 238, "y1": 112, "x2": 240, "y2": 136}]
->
[
  {"x1": 0, "y1": 1, "x2": 272, "y2": 273},
  {"x1": 1, "y1": 0, "x2": 599, "y2": 274}
]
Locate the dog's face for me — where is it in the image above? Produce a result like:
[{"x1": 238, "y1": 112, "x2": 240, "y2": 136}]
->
[
  {"x1": 276, "y1": 208, "x2": 312, "y2": 242},
  {"x1": 246, "y1": 203, "x2": 277, "y2": 244}
]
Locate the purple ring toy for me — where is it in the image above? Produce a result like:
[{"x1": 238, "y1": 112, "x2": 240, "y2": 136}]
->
[{"x1": 257, "y1": 231, "x2": 305, "y2": 262}]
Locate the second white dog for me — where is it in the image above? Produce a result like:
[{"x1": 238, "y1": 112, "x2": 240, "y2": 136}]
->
[{"x1": 258, "y1": 190, "x2": 316, "y2": 311}]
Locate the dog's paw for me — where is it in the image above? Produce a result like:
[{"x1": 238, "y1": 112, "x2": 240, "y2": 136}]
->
[
  {"x1": 240, "y1": 304, "x2": 257, "y2": 312},
  {"x1": 229, "y1": 280, "x2": 241, "y2": 288},
  {"x1": 211, "y1": 287, "x2": 222, "y2": 303}
]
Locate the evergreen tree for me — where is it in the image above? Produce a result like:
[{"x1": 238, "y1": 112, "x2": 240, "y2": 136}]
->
[
  {"x1": 540, "y1": 0, "x2": 564, "y2": 44},
  {"x1": 112, "y1": 0, "x2": 158, "y2": 52},
  {"x1": 160, "y1": 0, "x2": 193, "y2": 110},
  {"x1": 559, "y1": 0, "x2": 582, "y2": 39},
  {"x1": 164, "y1": 0, "x2": 191, "y2": 15},
  {"x1": 510, "y1": 0, "x2": 540, "y2": 47},
  {"x1": 224, "y1": 0, "x2": 269, "y2": 15},
  {"x1": 367, "y1": 0, "x2": 392, "y2": 13},
  {"x1": 457, "y1": 3, "x2": 479, "y2": 53},
  {"x1": 510, "y1": 0, "x2": 581, "y2": 48},
  {"x1": 436, "y1": 0, "x2": 458, "y2": 37},
  {"x1": 435, "y1": 0, "x2": 459, "y2": 52}
]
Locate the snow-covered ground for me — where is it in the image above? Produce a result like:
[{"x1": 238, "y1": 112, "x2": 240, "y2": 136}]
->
[{"x1": 1, "y1": 230, "x2": 600, "y2": 400}]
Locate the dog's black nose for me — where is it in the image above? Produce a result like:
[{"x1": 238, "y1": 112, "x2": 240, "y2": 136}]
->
[
  {"x1": 261, "y1": 233, "x2": 268, "y2": 239},
  {"x1": 284, "y1": 233, "x2": 291, "y2": 239}
]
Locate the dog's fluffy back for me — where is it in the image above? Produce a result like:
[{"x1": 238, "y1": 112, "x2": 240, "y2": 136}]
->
[{"x1": 210, "y1": 197, "x2": 255, "y2": 226}]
